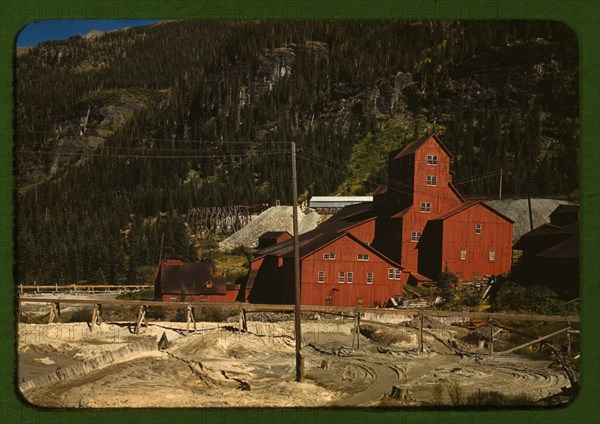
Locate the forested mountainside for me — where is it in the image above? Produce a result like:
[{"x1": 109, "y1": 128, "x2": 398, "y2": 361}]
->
[{"x1": 15, "y1": 20, "x2": 579, "y2": 284}]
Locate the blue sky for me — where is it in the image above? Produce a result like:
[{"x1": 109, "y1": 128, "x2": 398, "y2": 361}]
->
[{"x1": 17, "y1": 20, "x2": 162, "y2": 47}]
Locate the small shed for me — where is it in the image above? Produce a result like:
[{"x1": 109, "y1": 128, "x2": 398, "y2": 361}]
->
[
  {"x1": 155, "y1": 256, "x2": 237, "y2": 303},
  {"x1": 258, "y1": 231, "x2": 292, "y2": 250}
]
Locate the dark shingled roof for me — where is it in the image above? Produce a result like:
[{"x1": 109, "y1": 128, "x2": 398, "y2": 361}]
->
[
  {"x1": 431, "y1": 200, "x2": 515, "y2": 223},
  {"x1": 280, "y1": 232, "x2": 402, "y2": 268},
  {"x1": 536, "y1": 231, "x2": 579, "y2": 259},
  {"x1": 254, "y1": 202, "x2": 377, "y2": 258},
  {"x1": 393, "y1": 134, "x2": 452, "y2": 159},
  {"x1": 260, "y1": 231, "x2": 292, "y2": 239},
  {"x1": 156, "y1": 261, "x2": 227, "y2": 295},
  {"x1": 513, "y1": 222, "x2": 578, "y2": 251}
]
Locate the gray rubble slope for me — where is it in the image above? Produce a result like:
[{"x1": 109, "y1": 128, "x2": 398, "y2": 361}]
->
[
  {"x1": 484, "y1": 198, "x2": 574, "y2": 240},
  {"x1": 218, "y1": 206, "x2": 320, "y2": 250}
]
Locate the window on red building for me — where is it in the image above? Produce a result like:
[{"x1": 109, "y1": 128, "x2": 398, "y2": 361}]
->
[
  {"x1": 388, "y1": 268, "x2": 394, "y2": 279},
  {"x1": 347, "y1": 272, "x2": 353, "y2": 283},
  {"x1": 475, "y1": 223, "x2": 482, "y2": 234},
  {"x1": 366, "y1": 272, "x2": 373, "y2": 284},
  {"x1": 338, "y1": 271, "x2": 345, "y2": 283},
  {"x1": 318, "y1": 271, "x2": 325, "y2": 283},
  {"x1": 489, "y1": 250, "x2": 496, "y2": 261},
  {"x1": 427, "y1": 155, "x2": 438, "y2": 165},
  {"x1": 420, "y1": 202, "x2": 431, "y2": 212},
  {"x1": 426, "y1": 175, "x2": 437, "y2": 186},
  {"x1": 357, "y1": 254, "x2": 369, "y2": 261}
]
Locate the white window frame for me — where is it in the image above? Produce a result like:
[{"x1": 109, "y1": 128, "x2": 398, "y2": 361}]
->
[
  {"x1": 426, "y1": 175, "x2": 437, "y2": 186},
  {"x1": 411, "y1": 231, "x2": 422, "y2": 242},
  {"x1": 366, "y1": 272, "x2": 374, "y2": 284},
  {"x1": 357, "y1": 253, "x2": 369, "y2": 261},
  {"x1": 489, "y1": 250, "x2": 496, "y2": 261},
  {"x1": 347, "y1": 272, "x2": 353, "y2": 283},
  {"x1": 318, "y1": 271, "x2": 325, "y2": 283},
  {"x1": 427, "y1": 155, "x2": 438, "y2": 165},
  {"x1": 388, "y1": 268, "x2": 395, "y2": 279},
  {"x1": 395, "y1": 269, "x2": 402, "y2": 280},
  {"x1": 460, "y1": 248, "x2": 467, "y2": 260},
  {"x1": 475, "y1": 223, "x2": 482, "y2": 235},
  {"x1": 323, "y1": 253, "x2": 337, "y2": 260},
  {"x1": 338, "y1": 271, "x2": 345, "y2": 283},
  {"x1": 420, "y1": 202, "x2": 431, "y2": 213}
]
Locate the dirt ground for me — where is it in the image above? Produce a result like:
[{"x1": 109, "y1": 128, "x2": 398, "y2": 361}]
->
[{"x1": 16, "y1": 311, "x2": 575, "y2": 409}]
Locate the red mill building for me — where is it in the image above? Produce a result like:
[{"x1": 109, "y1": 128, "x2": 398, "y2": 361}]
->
[{"x1": 241, "y1": 134, "x2": 513, "y2": 307}]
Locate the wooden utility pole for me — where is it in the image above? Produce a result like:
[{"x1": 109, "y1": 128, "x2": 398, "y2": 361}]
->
[
  {"x1": 291, "y1": 142, "x2": 304, "y2": 382},
  {"x1": 499, "y1": 168, "x2": 503, "y2": 200},
  {"x1": 158, "y1": 233, "x2": 165, "y2": 267},
  {"x1": 527, "y1": 192, "x2": 534, "y2": 231}
]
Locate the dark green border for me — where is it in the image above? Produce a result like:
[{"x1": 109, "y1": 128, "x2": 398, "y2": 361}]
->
[{"x1": 1, "y1": 0, "x2": 598, "y2": 423}]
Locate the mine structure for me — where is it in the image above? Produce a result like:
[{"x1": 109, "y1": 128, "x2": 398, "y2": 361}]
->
[{"x1": 241, "y1": 134, "x2": 514, "y2": 308}]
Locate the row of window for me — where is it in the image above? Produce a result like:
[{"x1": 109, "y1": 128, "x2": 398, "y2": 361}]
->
[
  {"x1": 323, "y1": 253, "x2": 370, "y2": 261},
  {"x1": 459, "y1": 249, "x2": 496, "y2": 261},
  {"x1": 318, "y1": 271, "x2": 373, "y2": 284},
  {"x1": 319, "y1": 268, "x2": 402, "y2": 284},
  {"x1": 411, "y1": 224, "x2": 483, "y2": 240}
]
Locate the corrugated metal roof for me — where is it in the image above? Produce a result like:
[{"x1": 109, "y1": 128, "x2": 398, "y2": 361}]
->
[{"x1": 310, "y1": 196, "x2": 373, "y2": 203}]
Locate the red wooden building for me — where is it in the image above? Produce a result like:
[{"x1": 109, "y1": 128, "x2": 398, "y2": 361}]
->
[
  {"x1": 238, "y1": 202, "x2": 400, "y2": 307},
  {"x1": 373, "y1": 134, "x2": 513, "y2": 284},
  {"x1": 242, "y1": 134, "x2": 513, "y2": 306},
  {"x1": 155, "y1": 256, "x2": 239, "y2": 303}
]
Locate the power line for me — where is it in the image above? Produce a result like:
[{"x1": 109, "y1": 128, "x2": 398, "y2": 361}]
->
[
  {"x1": 17, "y1": 150, "x2": 289, "y2": 159},
  {"x1": 298, "y1": 150, "x2": 466, "y2": 204}
]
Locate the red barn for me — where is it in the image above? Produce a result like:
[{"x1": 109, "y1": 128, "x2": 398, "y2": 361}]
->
[{"x1": 155, "y1": 256, "x2": 239, "y2": 303}]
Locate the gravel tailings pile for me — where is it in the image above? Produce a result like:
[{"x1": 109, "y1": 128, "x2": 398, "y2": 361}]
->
[
  {"x1": 484, "y1": 198, "x2": 573, "y2": 240},
  {"x1": 219, "y1": 206, "x2": 320, "y2": 250}
]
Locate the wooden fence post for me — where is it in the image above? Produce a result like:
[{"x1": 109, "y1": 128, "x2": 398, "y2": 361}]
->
[
  {"x1": 241, "y1": 309, "x2": 248, "y2": 332},
  {"x1": 90, "y1": 304, "x2": 103, "y2": 328},
  {"x1": 356, "y1": 309, "x2": 361, "y2": 349},
  {"x1": 134, "y1": 305, "x2": 147, "y2": 334},
  {"x1": 419, "y1": 312, "x2": 424, "y2": 354},
  {"x1": 186, "y1": 305, "x2": 196, "y2": 335},
  {"x1": 48, "y1": 303, "x2": 61, "y2": 323},
  {"x1": 488, "y1": 318, "x2": 494, "y2": 356}
]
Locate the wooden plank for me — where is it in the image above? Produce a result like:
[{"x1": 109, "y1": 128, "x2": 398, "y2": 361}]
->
[{"x1": 496, "y1": 326, "x2": 571, "y2": 355}]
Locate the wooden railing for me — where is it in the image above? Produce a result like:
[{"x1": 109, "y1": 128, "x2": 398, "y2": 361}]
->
[
  {"x1": 17, "y1": 296, "x2": 580, "y2": 357},
  {"x1": 17, "y1": 284, "x2": 153, "y2": 294},
  {"x1": 17, "y1": 296, "x2": 579, "y2": 323}
]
